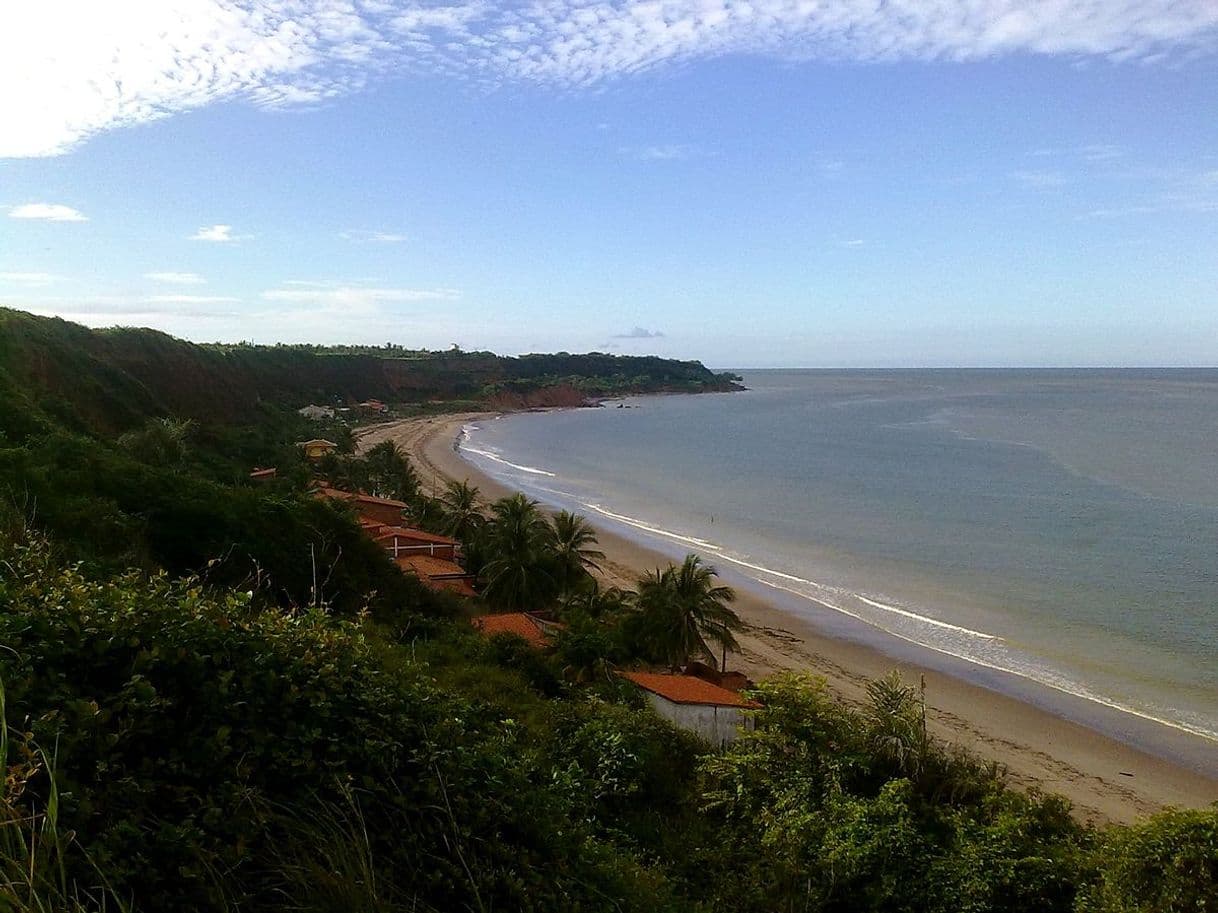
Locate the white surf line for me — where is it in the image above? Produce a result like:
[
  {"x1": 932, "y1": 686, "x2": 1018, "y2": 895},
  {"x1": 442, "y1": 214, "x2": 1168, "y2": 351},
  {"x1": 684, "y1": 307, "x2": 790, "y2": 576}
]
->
[
  {"x1": 579, "y1": 502, "x2": 723, "y2": 551},
  {"x1": 710, "y1": 554, "x2": 997, "y2": 640},
  {"x1": 854, "y1": 594, "x2": 1001, "y2": 641},
  {"x1": 754, "y1": 577, "x2": 1218, "y2": 744},
  {"x1": 461, "y1": 445, "x2": 556, "y2": 477}
]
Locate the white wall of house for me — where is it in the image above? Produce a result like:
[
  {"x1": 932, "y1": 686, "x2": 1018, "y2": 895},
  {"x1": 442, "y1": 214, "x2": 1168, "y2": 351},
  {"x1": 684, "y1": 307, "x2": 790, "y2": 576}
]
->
[{"x1": 641, "y1": 693, "x2": 754, "y2": 746}]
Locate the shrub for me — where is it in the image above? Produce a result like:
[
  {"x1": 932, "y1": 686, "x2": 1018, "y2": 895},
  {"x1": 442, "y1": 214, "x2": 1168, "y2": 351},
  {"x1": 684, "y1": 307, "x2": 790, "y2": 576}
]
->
[
  {"x1": 1077, "y1": 806, "x2": 1218, "y2": 913},
  {"x1": 0, "y1": 540, "x2": 675, "y2": 912}
]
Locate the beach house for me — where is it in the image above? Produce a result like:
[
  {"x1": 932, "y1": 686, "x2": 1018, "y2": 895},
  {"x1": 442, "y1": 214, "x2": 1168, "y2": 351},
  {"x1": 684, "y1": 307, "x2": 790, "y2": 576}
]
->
[
  {"x1": 372, "y1": 525, "x2": 460, "y2": 561},
  {"x1": 619, "y1": 671, "x2": 759, "y2": 746},
  {"x1": 397, "y1": 554, "x2": 477, "y2": 597},
  {"x1": 298, "y1": 438, "x2": 338, "y2": 460},
  {"x1": 312, "y1": 486, "x2": 410, "y2": 526}
]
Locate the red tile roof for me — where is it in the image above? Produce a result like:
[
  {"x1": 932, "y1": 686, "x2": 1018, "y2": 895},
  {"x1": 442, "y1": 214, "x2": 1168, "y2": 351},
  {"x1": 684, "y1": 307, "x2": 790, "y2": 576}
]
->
[
  {"x1": 312, "y1": 488, "x2": 411, "y2": 512},
  {"x1": 396, "y1": 555, "x2": 469, "y2": 579},
  {"x1": 433, "y1": 577, "x2": 478, "y2": 598},
  {"x1": 619, "y1": 672, "x2": 760, "y2": 708},
  {"x1": 373, "y1": 526, "x2": 458, "y2": 546},
  {"x1": 351, "y1": 492, "x2": 409, "y2": 509},
  {"x1": 312, "y1": 486, "x2": 354, "y2": 502},
  {"x1": 471, "y1": 613, "x2": 553, "y2": 647}
]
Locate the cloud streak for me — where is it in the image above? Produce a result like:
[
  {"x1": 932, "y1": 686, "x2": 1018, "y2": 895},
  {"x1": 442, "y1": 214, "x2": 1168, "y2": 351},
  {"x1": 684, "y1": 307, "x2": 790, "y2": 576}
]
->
[
  {"x1": 145, "y1": 271, "x2": 206, "y2": 284},
  {"x1": 261, "y1": 283, "x2": 460, "y2": 309},
  {"x1": 0, "y1": 272, "x2": 60, "y2": 286},
  {"x1": 339, "y1": 230, "x2": 410, "y2": 242},
  {"x1": 613, "y1": 326, "x2": 665, "y2": 339},
  {"x1": 9, "y1": 203, "x2": 88, "y2": 221},
  {"x1": 4, "y1": 1, "x2": 1217, "y2": 158},
  {"x1": 191, "y1": 225, "x2": 243, "y2": 242},
  {"x1": 146, "y1": 294, "x2": 239, "y2": 304}
]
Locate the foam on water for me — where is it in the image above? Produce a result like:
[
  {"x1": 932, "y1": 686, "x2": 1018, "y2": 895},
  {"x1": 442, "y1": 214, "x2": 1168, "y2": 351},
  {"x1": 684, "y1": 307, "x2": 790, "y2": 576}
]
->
[
  {"x1": 578, "y1": 502, "x2": 723, "y2": 551},
  {"x1": 459, "y1": 425, "x2": 556, "y2": 477}
]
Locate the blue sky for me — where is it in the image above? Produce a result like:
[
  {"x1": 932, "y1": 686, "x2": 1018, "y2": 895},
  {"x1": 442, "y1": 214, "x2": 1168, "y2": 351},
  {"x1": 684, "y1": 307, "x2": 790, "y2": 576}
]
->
[{"x1": 2, "y1": 2, "x2": 1217, "y2": 367}]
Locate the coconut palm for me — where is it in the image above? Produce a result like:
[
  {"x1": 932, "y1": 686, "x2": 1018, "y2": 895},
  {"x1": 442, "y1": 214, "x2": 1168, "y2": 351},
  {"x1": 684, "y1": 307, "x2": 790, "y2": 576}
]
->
[
  {"x1": 550, "y1": 510, "x2": 606, "y2": 594},
  {"x1": 438, "y1": 479, "x2": 484, "y2": 542},
  {"x1": 865, "y1": 671, "x2": 930, "y2": 779},
  {"x1": 479, "y1": 494, "x2": 559, "y2": 610},
  {"x1": 559, "y1": 582, "x2": 631, "y2": 621},
  {"x1": 361, "y1": 440, "x2": 420, "y2": 502},
  {"x1": 633, "y1": 554, "x2": 742, "y2": 670}
]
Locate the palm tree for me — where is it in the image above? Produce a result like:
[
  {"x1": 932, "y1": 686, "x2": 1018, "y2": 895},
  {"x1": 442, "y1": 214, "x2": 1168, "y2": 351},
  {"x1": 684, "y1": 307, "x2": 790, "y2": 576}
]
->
[
  {"x1": 550, "y1": 510, "x2": 606, "y2": 594},
  {"x1": 479, "y1": 494, "x2": 559, "y2": 610},
  {"x1": 865, "y1": 671, "x2": 931, "y2": 779},
  {"x1": 633, "y1": 554, "x2": 742, "y2": 670},
  {"x1": 438, "y1": 479, "x2": 484, "y2": 542},
  {"x1": 559, "y1": 582, "x2": 631, "y2": 621},
  {"x1": 361, "y1": 441, "x2": 420, "y2": 502}
]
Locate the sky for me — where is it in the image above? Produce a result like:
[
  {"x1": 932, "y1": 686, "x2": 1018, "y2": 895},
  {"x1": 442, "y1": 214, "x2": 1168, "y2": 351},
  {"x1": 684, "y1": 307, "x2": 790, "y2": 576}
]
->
[{"x1": 1, "y1": 2, "x2": 1217, "y2": 367}]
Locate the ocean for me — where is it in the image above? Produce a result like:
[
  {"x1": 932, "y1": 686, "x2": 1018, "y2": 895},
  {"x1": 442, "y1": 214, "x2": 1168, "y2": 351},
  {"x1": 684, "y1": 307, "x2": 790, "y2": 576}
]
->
[{"x1": 458, "y1": 370, "x2": 1218, "y2": 751}]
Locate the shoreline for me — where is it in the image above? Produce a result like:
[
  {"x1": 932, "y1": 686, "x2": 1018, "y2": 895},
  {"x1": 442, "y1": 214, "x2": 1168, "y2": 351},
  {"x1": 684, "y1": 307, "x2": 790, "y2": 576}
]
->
[{"x1": 357, "y1": 411, "x2": 1218, "y2": 825}]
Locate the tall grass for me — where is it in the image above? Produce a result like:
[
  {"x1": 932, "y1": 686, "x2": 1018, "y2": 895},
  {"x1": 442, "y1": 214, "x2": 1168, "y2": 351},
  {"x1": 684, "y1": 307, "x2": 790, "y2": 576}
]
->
[{"x1": 0, "y1": 677, "x2": 127, "y2": 913}]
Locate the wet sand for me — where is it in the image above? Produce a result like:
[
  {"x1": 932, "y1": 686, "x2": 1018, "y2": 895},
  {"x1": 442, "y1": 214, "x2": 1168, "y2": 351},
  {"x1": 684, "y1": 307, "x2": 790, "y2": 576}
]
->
[{"x1": 357, "y1": 413, "x2": 1218, "y2": 825}]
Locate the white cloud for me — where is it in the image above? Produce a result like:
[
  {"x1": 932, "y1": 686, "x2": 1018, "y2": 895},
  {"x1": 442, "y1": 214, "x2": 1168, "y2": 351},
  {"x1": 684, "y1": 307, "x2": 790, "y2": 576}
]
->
[
  {"x1": 261, "y1": 283, "x2": 460, "y2": 308},
  {"x1": 0, "y1": 272, "x2": 60, "y2": 286},
  {"x1": 843, "y1": 238, "x2": 866, "y2": 247},
  {"x1": 190, "y1": 224, "x2": 243, "y2": 242},
  {"x1": 339, "y1": 229, "x2": 409, "y2": 242},
  {"x1": 145, "y1": 271, "x2": 206, "y2": 284},
  {"x1": 4, "y1": 1, "x2": 1217, "y2": 158},
  {"x1": 613, "y1": 326, "x2": 665, "y2": 338},
  {"x1": 9, "y1": 203, "x2": 88, "y2": 221},
  {"x1": 147, "y1": 294, "x2": 239, "y2": 304}
]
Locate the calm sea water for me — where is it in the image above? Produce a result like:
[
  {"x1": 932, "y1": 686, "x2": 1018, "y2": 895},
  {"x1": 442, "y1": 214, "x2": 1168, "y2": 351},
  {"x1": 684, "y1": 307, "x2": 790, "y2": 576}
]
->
[{"x1": 460, "y1": 370, "x2": 1218, "y2": 745}]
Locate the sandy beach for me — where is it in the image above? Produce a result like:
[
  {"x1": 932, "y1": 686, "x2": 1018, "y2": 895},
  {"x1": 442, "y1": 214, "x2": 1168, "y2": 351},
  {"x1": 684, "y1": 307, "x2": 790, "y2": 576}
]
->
[{"x1": 357, "y1": 412, "x2": 1218, "y2": 825}]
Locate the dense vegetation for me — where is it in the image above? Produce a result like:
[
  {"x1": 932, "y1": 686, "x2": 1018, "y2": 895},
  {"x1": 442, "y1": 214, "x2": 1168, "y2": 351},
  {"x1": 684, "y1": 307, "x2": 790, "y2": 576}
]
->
[
  {"x1": 0, "y1": 310, "x2": 1214, "y2": 912},
  {"x1": 0, "y1": 308, "x2": 740, "y2": 435}
]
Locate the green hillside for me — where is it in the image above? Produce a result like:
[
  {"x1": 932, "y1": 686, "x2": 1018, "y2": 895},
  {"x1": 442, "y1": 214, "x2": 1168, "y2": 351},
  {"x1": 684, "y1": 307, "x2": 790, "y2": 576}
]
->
[{"x1": 0, "y1": 308, "x2": 740, "y2": 436}]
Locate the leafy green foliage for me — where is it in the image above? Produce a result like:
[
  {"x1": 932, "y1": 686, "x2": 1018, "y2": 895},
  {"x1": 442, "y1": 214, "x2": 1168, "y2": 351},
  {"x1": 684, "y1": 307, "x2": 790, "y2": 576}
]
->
[
  {"x1": 694, "y1": 673, "x2": 1090, "y2": 912},
  {"x1": 1077, "y1": 808, "x2": 1218, "y2": 912},
  {"x1": 0, "y1": 539, "x2": 683, "y2": 912},
  {"x1": 0, "y1": 430, "x2": 445, "y2": 623}
]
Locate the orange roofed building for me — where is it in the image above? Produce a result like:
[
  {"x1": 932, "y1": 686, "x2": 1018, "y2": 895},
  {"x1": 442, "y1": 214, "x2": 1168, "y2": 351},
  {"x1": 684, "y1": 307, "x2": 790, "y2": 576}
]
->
[
  {"x1": 396, "y1": 555, "x2": 477, "y2": 598},
  {"x1": 471, "y1": 612, "x2": 563, "y2": 648},
  {"x1": 373, "y1": 526, "x2": 459, "y2": 561},
  {"x1": 619, "y1": 671, "x2": 759, "y2": 746},
  {"x1": 315, "y1": 485, "x2": 477, "y2": 596},
  {"x1": 313, "y1": 486, "x2": 410, "y2": 527}
]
